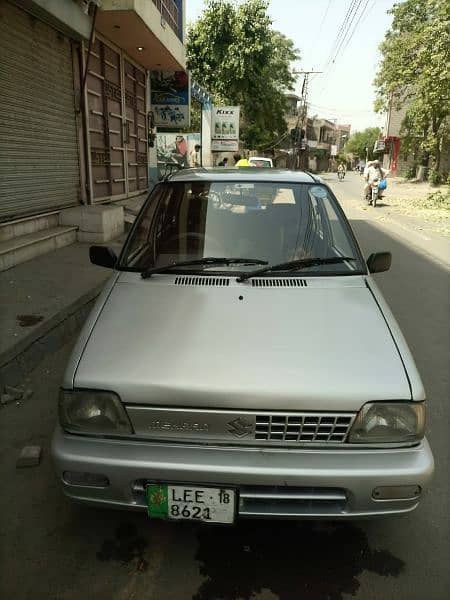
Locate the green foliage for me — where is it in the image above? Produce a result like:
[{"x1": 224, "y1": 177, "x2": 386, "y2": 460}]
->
[
  {"x1": 425, "y1": 188, "x2": 450, "y2": 209},
  {"x1": 310, "y1": 148, "x2": 327, "y2": 159},
  {"x1": 186, "y1": 0, "x2": 299, "y2": 149},
  {"x1": 374, "y1": 0, "x2": 450, "y2": 170},
  {"x1": 405, "y1": 163, "x2": 418, "y2": 179},
  {"x1": 427, "y1": 169, "x2": 442, "y2": 186},
  {"x1": 343, "y1": 128, "x2": 381, "y2": 160},
  {"x1": 336, "y1": 152, "x2": 350, "y2": 164}
]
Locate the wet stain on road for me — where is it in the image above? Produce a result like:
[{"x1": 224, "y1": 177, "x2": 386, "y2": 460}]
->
[
  {"x1": 194, "y1": 521, "x2": 404, "y2": 600},
  {"x1": 16, "y1": 314, "x2": 44, "y2": 327},
  {"x1": 96, "y1": 522, "x2": 148, "y2": 572}
]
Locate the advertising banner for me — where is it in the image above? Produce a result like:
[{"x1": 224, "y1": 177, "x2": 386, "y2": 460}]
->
[
  {"x1": 151, "y1": 71, "x2": 190, "y2": 128},
  {"x1": 156, "y1": 133, "x2": 200, "y2": 175},
  {"x1": 211, "y1": 106, "x2": 240, "y2": 152}
]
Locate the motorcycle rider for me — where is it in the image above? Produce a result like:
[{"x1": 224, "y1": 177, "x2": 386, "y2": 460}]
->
[
  {"x1": 337, "y1": 163, "x2": 346, "y2": 179},
  {"x1": 364, "y1": 160, "x2": 389, "y2": 204}
]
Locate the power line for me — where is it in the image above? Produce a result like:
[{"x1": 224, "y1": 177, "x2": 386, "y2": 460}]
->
[
  {"x1": 340, "y1": 0, "x2": 376, "y2": 55},
  {"x1": 315, "y1": 0, "x2": 372, "y2": 98},
  {"x1": 259, "y1": 130, "x2": 290, "y2": 151},
  {"x1": 318, "y1": 1, "x2": 360, "y2": 90},
  {"x1": 322, "y1": 0, "x2": 363, "y2": 81},
  {"x1": 308, "y1": 102, "x2": 376, "y2": 114},
  {"x1": 321, "y1": 0, "x2": 359, "y2": 73},
  {"x1": 330, "y1": 0, "x2": 363, "y2": 66},
  {"x1": 311, "y1": 0, "x2": 332, "y2": 54}
]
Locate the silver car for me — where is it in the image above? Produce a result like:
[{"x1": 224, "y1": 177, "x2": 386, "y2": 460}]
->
[{"x1": 52, "y1": 169, "x2": 434, "y2": 523}]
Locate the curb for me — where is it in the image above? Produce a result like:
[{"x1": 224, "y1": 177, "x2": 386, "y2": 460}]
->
[{"x1": 0, "y1": 284, "x2": 103, "y2": 389}]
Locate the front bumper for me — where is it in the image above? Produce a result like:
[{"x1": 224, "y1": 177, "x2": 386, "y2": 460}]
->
[{"x1": 52, "y1": 427, "x2": 434, "y2": 518}]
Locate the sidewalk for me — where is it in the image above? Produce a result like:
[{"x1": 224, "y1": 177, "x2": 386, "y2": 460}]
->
[
  {"x1": 0, "y1": 236, "x2": 124, "y2": 390},
  {"x1": 384, "y1": 178, "x2": 449, "y2": 236}
]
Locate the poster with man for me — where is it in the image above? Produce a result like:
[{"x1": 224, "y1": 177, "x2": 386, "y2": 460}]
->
[{"x1": 156, "y1": 133, "x2": 200, "y2": 177}]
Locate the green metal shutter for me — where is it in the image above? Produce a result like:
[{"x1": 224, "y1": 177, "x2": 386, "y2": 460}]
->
[{"x1": 0, "y1": 1, "x2": 80, "y2": 222}]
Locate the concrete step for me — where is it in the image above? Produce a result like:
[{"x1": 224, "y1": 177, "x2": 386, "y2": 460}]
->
[
  {"x1": 0, "y1": 212, "x2": 61, "y2": 243},
  {"x1": 0, "y1": 226, "x2": 78, "y2": 272}
]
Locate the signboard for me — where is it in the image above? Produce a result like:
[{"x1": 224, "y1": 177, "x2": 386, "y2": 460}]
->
[
  {"x1": 156, "y1": 133, "x2": 200, "y2": 175},
  {"x1": 211, "y1": 139, "x2": 240, "y2": 152},
  {"x1": 151, "y1": 71, "x2": 190, "y2": 128},
  {"x1": 211, "y1": 106, "x2": 240, "y2": 152},
  {"x1": 330, "y1": 144, "x2": 337, "y2": 157}
]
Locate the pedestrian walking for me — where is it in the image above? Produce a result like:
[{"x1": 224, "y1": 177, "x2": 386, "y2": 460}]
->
[
  {"x1": 218, "y1": 157, "x2": 228, "y2": 167},
  {"x1": 189, "y1": 144, "x2": 202, "y2": 167}
]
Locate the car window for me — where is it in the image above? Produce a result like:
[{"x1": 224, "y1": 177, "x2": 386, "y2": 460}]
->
[
  {"x1": 123, "y1": 186, "x2": 163, "y2": 265},
  {"x1": 250, "y1": 159, "x2": 272, "y2": 167},
  {"x1": 119, "y1": 181, "x2": 363, "y2": 274},
  {"x1": 322, "y1": 193, "x2": 354, "y2": 255}
]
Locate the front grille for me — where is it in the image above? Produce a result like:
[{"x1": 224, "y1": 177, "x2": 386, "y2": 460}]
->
[
  {"x1": 251, "y1": 278, "x2": 307, "y2": 287},
  {"x1": 239, "y1": 486, "x2": 348, "y2": 516},
  {"x1": 126, "y1": 406, "x2": 356, "y2": 446},
  {"x1": 255, "y1": 413, "x2": 354, "y2": 443},
  {"x1": 174, "y1": 276, "x2": 230, "y2": 286}
]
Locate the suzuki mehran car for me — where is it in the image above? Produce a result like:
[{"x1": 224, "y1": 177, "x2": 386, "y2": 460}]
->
[{"x1": 52, "y1": 169, "x2": 434, "y2": 523}]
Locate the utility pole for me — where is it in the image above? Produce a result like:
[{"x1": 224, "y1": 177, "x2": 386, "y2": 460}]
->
[{"x1": 291, "y1": 70, "x2": 322, "y2": 170}]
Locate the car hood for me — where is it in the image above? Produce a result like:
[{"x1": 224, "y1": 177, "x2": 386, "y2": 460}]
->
[{"x1": 72, "y1": 273, "x2": 411, "y2": 411}]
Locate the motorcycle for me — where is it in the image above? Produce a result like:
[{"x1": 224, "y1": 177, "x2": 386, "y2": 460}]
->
[
  {"x1": 337, "y1": 169, "x2": 345, "y2": 181},
  {"x1": 366, "y1": 178, "x2": 381, "y2": 207}
]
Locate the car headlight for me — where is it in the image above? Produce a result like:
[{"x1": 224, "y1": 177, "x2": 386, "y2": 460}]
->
[
  {"x1": 348, "y1": 402, "x2": 425, "y2": 444},
  {"x1": 59, "y1": 390, "x2": 132, "y2": 435}
]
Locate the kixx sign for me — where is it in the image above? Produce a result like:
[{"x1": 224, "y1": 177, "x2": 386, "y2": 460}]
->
[{"x1": 211, "y1": 105, "x2": 240, "y2": 152}]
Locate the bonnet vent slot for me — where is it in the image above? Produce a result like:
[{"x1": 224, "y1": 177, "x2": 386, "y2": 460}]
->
[
  {"x1": 174, "y1": 276, "x2": 230, "y2": 286},
  {"x1": 251, "y1": 279, "x2": 308, "y2": 288}
]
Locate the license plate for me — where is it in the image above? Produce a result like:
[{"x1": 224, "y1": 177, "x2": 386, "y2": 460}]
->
[{"x1": 146, "y1": 484, "x2": 235, "y2": 524}]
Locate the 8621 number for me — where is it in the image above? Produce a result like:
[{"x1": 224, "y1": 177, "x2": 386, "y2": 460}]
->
[{"x1": 170, "y1": 504, "x2": 211, "y2": 520}]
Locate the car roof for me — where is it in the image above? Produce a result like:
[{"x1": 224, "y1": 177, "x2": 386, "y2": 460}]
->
[
  {"x1": 168, "y1": 168, "x2": 319, "y2": 183},
  {"x1": 249, "y1": 156, "x2": 272, "y2": 161}
]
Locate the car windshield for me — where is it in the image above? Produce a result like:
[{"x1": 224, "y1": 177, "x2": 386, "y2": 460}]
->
[
  {"x1": 250, "y1": 159, "x2": 272, "y2": 167},
  {"x1": 119, "y1": 181, "x2": 364, "y2": 275}
]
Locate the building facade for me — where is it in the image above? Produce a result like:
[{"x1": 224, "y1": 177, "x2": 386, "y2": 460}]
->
[
  {"x1": 0, "y1": 0, "x2": 186, "y2": 270},
  {"x1": 381, "y1": 94, "x2": 449, "y2": 177},
  {"x1": 274, "y1": 95, "x2": 351, "y2": 172}
]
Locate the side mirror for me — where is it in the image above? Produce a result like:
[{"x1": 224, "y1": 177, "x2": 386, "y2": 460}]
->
[
  {"x1": 367, "y1": 252, "x2": 391, "y2": 274},
  {"x1": 89, "y1": 246, "x2": 117, "y2": 269}
]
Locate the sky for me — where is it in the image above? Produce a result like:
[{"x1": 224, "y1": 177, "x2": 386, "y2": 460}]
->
[{"x1": 186, "y1": 0, "x2": 396, "y2": 133}]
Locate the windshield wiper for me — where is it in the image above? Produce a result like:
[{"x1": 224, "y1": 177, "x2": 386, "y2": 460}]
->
[
  {"x1": 141, "y1": 257, "x2": 268, "y2": 279},
  {"x1": 236, "y1": 256, "x2": 357, "y2": 282}
]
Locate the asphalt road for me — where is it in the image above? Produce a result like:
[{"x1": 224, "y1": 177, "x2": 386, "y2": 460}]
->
[{"x1": 0, "y1": 172, "x2": 448, "y2": 600}]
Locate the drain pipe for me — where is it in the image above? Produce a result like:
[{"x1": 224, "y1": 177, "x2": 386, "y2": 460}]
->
[{"x1": 80, "y1": 2, "x2": 99, "y2": 111}]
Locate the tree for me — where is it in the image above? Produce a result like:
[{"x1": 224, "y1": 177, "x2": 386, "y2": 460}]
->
[
  {"x1": 374, "y1": 0, "x2": 450, "y2": 170},
  {"x1": 344, "y1": 128, "x2": 381, "y2": 161},
  {"x1": 186, "y1": 0, "x2": 299, "y2": 149}
]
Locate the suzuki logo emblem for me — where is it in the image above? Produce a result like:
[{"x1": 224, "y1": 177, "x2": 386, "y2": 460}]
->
[{"x1": 227, "y1": 417, "x2": 254, "y2": 438}]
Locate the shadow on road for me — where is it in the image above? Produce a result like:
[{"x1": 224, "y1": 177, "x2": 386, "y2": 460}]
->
[{"x1": 193, "y1": 520, "x2": 403, "y2": 600}]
